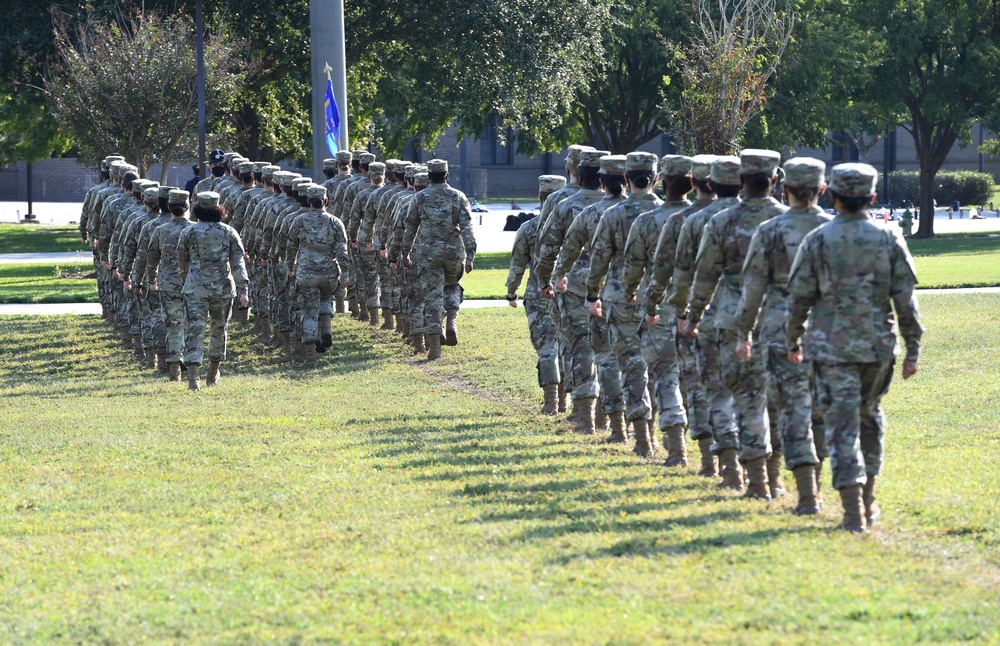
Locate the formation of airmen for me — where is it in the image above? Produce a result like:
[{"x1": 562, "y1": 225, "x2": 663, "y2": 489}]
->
[
  {"x1": 506, "y1": 147, "x2": 923, "y2": 533},
  {"x1": 78, "y1": 148, "x2": 477, "y2": 390}
]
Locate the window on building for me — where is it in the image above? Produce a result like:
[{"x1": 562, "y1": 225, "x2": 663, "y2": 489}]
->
[
  {"x1": 660, "y1": 134, "x2": 676, "y2": 156},
  {"x1": 481, "y1": 115, "x2": 514, "y2": 166}
]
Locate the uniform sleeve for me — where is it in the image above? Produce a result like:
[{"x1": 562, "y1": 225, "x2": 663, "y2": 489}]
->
[
  {"x1": 334, "y1": 219, "x2": 351, "y2": 282},
  {"x1": 459, "y1": 194, "x2": 477, "y2": 261},
  {"x1": 121, "y1": 222, "x2": 141, "y2": 277},
  {"x1": 505, "y1": 225, "x2": 531, "y2": 297},
  {"x1": 229, "y1": 230, "x2": 249, "y2": 297},
  {"x1": 359, "y1": 193, "x2": 378, "y2": 245},
  {"x1": 146, "y1": 230, "x2": 162, "y2": 285},
  {"x1": 131, "y1": 227, "x2": 151, "y2": 284},
  {"x1": 889, "y1": 234, "x2": 923, "y2": 361},
  {"x1": 735, "y1": 228, "x2": 770, "y2": 343},
  {"x1": 554, "y1": 210, "x2": 589, "y2": 279},
  {"x1": 622, "y1": 217, "x2": 650, "y2": 301},
  {"x1": 786, "y1": 237, "x2": 820, "y2": 350},
  {"x1": 644, "y1": 218, "x2": 680, "y2": 317},
  {"x1": 668, "y1": 219, "x2": 699, "y2": 318},
  {"x1": 533, "y1": 191, "x2": 560, "y2": 259},
  {"x1": 286, "y1": 220, "x2": 302, "y2": 272},
  {"x1": 400, "y1": 198, "x2": 421, "y2": 258},
  {"x1": 536, "y1": 203, "x2": 571, "y2": 286},
  {"x1": 687, "y1": 220, "x2": 724, "y2": 322},
  {"x1": 587, "y1": 217, "x2": 614, "y2": 300},
  {"x1": 348, "y1": 193, "x2": 367, "y2": 242},
  {"x1": 178, "y1": 228, "x2": 191, "y2": 279}
]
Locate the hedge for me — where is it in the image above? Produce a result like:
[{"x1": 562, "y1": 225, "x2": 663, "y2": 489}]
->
[{"x1": 882, "y1": 170, "x2": 993, "y2": 206}]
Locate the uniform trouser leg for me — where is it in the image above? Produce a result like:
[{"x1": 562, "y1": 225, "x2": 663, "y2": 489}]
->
[
  {"x1": 717, "y1": 328, "x2": 770, "y2": 462},
  {"x1": 269, "y1": 266, "x2": 283, "y2": 326},
  {"x1": 641, "y1": 316, "x2": 687, "y2": 431},
  {"x1": 299, "y1": 284, "x2": 321, "y2": 344},
  {"x1": 525, "y1": 298, "x2": 560, "y2": 387},
  {"x1": 272, "y1": 266, "x2": 290, "y2": 333},
  {"x1": 813, "y1": 360, "x2": 893, "y2": 490},
  {"x1": 184, "y1": 296, "x2": 210, "y2": 366},
  {"x1": 560, "y1": 292, "x2": 598, "y2": 400},
  {"x1": 391, "y1": 266, "x2": 403, "y2": 313},
  {"x1": 346, "y1": 247, "x2": 361, "y2": 302},
  {"x1": 207, "y1": 297, "x2": 232, "y2": 362},
  {"x1": 405, "y1": 265, "x2": 425, "y2": 334},
  {"x1": 589, "y1": 312, "x2": 623, "y2": 414},
  {"x1": 606, "y1": 302, "x2": 650, "y2": 421},
  {"x1": 377, "y1": 256, "x2": 392, "y2": 309},
  {"x1": 247, "y1": 265, "x2": 257, "y2": 311},
  {"x1": 764, "y1": 346, "x2": 820, "y2": 471},
  {"x1": 678, "y1": 330, "x2": 711, "y2": 440},
  {"x1": 554, "y1": 294, "x2": 575, "y2": 394},
  {"x1": 162, "y1": 292, "x2": 186, "y2": 363},
  {"x1": 149, "y1": 290, "x2": 167, "y2": 354},
  {"x1": 116, "y1": 284, "x2": 130, "y2": 329},
  {"x1": 443, "y1": 259, "x2": 464, "y2": 315},
  {"x1": 420, "y1": 260, "x2": 445, "y2": 336},
  {"x1": 288, "y1": 282, "x2": 302, "y2": 341},
  {"x1": 129, "y1": 291, "x2": 143, "y2": 337},
  {"x1": 703, "y1": 322, "x2": 736, "y2": 451},
  {"x1": 359, "y1": 248, "x2": 380, "y2": 310}
]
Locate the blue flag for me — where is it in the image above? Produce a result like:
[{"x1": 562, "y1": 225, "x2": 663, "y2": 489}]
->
[{"x1": 324, "y1": 79, "x2": 341, "y2": 155}]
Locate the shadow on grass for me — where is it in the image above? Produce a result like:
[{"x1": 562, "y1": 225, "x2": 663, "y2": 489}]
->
[{"x1": 907, "y1": 233, "x2": 1000, "y2": 257}]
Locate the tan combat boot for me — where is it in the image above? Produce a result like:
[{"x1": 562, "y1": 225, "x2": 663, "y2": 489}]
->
[
  {"x1": 663, "y1": 425, "x2": 688, "y2": 467},
  {"x1": 335, "y1": 293, "x2": 346, "y2": 314},
  {"x1": 631, "y1": 418, "x2": 654, "y2": 457},
  {"x1": 144, "y1": 349, "x2": 157, "y2": 370},
  {"x1": 557, "y1": 381, "x2": 568, "y2": 413},
  {"x1": 348, "y1": 296, "x2": 359, "y2": 318},
  {"x1": 168, "y1": 362, "x2": 182, "y2": 382},
  {"x1": 605, "y1": 411, "x2": 627, "y2": 444},
  {"x1": 839, "y1": 485, "x2": 867, "y2": 533},
  {"x1": 717, "y1": 448, "x2": 743, "y2": 491},
  {"x1": 395, "y1": 313, "x2": 404, "y2": 333},
  {"x1": 595, "y1": 410, "x2": 609, "y2": 432},
  {"x1": 132, "y1": 336, "x2": 144, "y2": 360},
  {"x1": 368, "y1": 307, "x2": 379, "y2": 327},
  {"x1": 187, "y1": 363, "x2": 201, "y2": 390},
  {"x1": 815, "y1": 458, "x2": 826, "y2": 508},
  {"x1": 648, "y1": 420, "x2": 659, "y2": 455},
  {"x1": 281, "y1": 333, "x2": 293, "y2": 356},
  {"x1": 792, "y1": 465, "x2": 820, "y2": 515},
  {"x1": 157, "y1": 353, "x2": 169, "y2": 374},
  {"x1": 444, "y1": 310, "x2": 459, "y2": 346},
  {"x1": 411, "y1": 333, "x2": 426, "y2": 355},
  {"x1": 380, "y1": 307, "x2": 394, "y2": 329},
  {"x1": 572, "y1": 397, "x2": 596, "y2": 435},
  {"x1": 400, "y1": 316, "x2": 409, "y2": 338},
  {"x1": 426, "y1": 333, "x2": 442, "y2": 360},
  {"x1": 696, "y1": 437, "x2": 718, "y2": 477},
  {"x1": 863, "y1": 475, "x2": 881, "y2": 527},
  {"x1": 206, "y1": 360, "x2": 221, "y2": 386},
  {"x1": 767, "y1": 451, "x2": 787, "y2": 498},
  {"x1": 319, "y1": 314, "x2": 333, "y2": 351},
  {"x1": 119, "y1": 328, "x2": 133, "y2": 349},
  {"x1": 742, "y1": 456, "x2": 771, "y2": 501},
  {"x1": 301, "y1": 343, "x2": 318, "y2": 366},
  {"x1": 541, "y1": 384, "x2": 559, "y2": 415}
]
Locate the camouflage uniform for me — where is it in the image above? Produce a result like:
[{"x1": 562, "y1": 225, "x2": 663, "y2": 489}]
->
[
  {"x1": 787, "y1": 163, "x2": 922, "y2": 492},
  {"x1": 588, "y1": 170, "x2": 662, "y2": 423},
  {"x1": 147, "y1": 192, "x2": 193, "y2": 365},
  {"x1": 508, "y1": 216, "x2": 560, "y2": 387},
  {"x1": 737, "y1": 158, "x2": 833, "y2": 472},
  {"x1": 687, "y1": 151, "x2": 787, "y2": 463},
  {"x1": 388, "y1": 173, "x2": 432, "y2": 338},
  {"x1": 287, "y1": 186, "x2": 351, "y2": 345},
  {"x1": 130, "y1": 186, "x2": 178, "y2": 359},
  {"x1": 400, "y1": 160, "x2": 477, "y2": 338},
  {"x1": 178, "y1": 196, "x2": 249, "y2": 367},
  {"x1": 349, "y1": 163, "x2": 388, "y2": 313}
]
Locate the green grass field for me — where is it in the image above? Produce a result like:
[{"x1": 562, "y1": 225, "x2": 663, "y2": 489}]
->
[
  {"x1": 0, "y1": 262, "x2": 97, "y2": 304},
  {"x1": 0, "y1": 295, "x2": 997, "y2": 642},
  {"x1": 0, "y1": 225, "x2": 84, "y2": 254}
]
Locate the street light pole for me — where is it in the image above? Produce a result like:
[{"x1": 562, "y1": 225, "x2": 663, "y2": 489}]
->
[{"x1": 196, "y1": 0, "x2": 206, "y2": 181}]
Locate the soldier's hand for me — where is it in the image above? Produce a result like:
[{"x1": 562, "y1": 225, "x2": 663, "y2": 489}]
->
[
  {"x1": 380, "y1": 249, "x2": 388, "y2": 259},
  {"x1": 240, "y1": 294, "x2": 249, "y2": 308},
  {"x1": 390, "y1": 262, "x2": 398, "y2": 270},
  {"x1": 555, "y1": 276, "x2": 568, "y2": 293},
  {"x1": 403, "y1": 256, "x2": 413, "y2": 268},
  {"x1": 91, "y1": 240, "x2": 98, "y2": 250},
  {"x1": 684, "y1": 320, "x2": 700, "y2": 338},
  {"x1": 135, "y1": 287, "x2": 143, "y2": 298},
  {"x1": 465, "y1": 260, "x2": 474, "y2": 273},
  {"x1": 626, "y1": 293, "x2": 636, "y2": 304},
  {"x1": 788, "y1": 347, "x2": 804, "y2": 365},
  {"x1": 645, "y1": 314, "x2": 659, "y2": 325},
  {"x1": 902, "y1": 359, "x2": 918, "y2": 379},
  {"x1": 340, "y1": 276, "x2": 350, "y2": 287},
  {"x1": 352, "y1": 241, "x2": 359, "y2": 249},
  {"x1": 541, "y1": 285, "x2": 555, "y2": 299},
  {"x1": 508, "y1": 297, "x2": 519, "y2": 309},
  {"x1": 81, "y1": 235, "x2": 88, "y2": 244},
  {"x1": 102, "y1": 260, "x2": 110, "y2": 270},
  {"x1": 367, "y1": 243, "x2": 374, "y2": 252},
  {"x1": 124, "y1": 279, "x2": 132, "y2": 291},
  {"x1": 150, "y1": 283, "x2": 159, "y2": 292},
  {"x1": 736, "y1": 339, "x2": 752, "y2": 362},
  {"x1": 288, "y1": 269, "x2": 295, "y2": 279},
  {"x1": 589, "y1": 299, "x2": 603, "y2": 318}
]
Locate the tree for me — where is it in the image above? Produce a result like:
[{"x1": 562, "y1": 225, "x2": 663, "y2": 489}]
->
[
  {"x1": 860, "y1": 0, "x2": 1000, "y2": 237},
  {"x1": 45, "y1": 7, "x2": 244, "y2": 182},
  {"x1": 668, "y1": 0, "x2": 795, "y2": 155}
]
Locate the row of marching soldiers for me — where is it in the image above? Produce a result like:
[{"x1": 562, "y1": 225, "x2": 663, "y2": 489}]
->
[
  {"x1": 506, "y1": 147, "x2": 922, "y2": 533},
  {"x1": 79, "y1": 148, "x2": 478, "y2": 387}
]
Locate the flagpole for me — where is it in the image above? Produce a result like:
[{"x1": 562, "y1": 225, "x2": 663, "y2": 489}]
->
[{"x1": 310, "y1": 0, "x2": 348, "y2": 182}]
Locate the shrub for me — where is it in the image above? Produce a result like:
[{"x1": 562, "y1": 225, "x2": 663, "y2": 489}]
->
[{"x1": 882, "y1": 170, "x2": 993, "y2": 206}]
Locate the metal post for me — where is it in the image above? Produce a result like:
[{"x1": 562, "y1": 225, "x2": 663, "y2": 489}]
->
[
  {"x1": 459, "y1": 137, "x2": 468, "y2": 194},
  {"x1": 979, "y1": 121, "x2": 985, "y2": 173},
  {"x1": 25, "y1": 161, "x2": 35, "y2": 220},
  {"x1": 196, "y1": 0, "x2": 206, "y2": 180},
  {"x1": 311, "y1": 0, "x2": 349, "y2": 182}
]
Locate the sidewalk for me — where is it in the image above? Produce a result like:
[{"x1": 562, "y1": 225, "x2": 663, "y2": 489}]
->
[{"x1": 0, "y1": 251, "x2": 93, "y2": 264}]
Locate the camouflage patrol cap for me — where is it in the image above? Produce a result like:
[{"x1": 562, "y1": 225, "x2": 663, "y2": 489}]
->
[
  {"x1": 252, "y1": 162, "x2": 267, "y2": 173},
  {"x1": 279, "y1": 173, "x2": 299, "y2": 187},
  {"x1": 336, "y1": 151, "x2": 353, "y2": 164},
  {"x1": 306, "y1": 184, "x2": 327, "y2": 199},
  {"x1": 396, "y1": 161, "x2": 413, "y2": 173},
  {"x1": 109, "y1": 161, "x2": 127, "y2": 176},
  {"x1": 102, "y1": 155, "x2": 124, "y2": 171},
  {"x1": 414, "y1": 172, "x2": 430, "y2": 188},
  {"x1": 660, "y1": 154, "x2": 693, "y2": 176},
  {"x1": 168, "y1": 189, "x2": 189, "y2": 205},
  {"x1": 359, "y1": 153, "x2": 376, "y2": 164},
  {"x1": 238, "y1": 161, "x2": 254, "y2": 173},
  {"x1": 385, "y1": 159, "x2": 401, "y2": 170},
  {"x1": 133, "y1": 180, "x2": 157, "y2": 195},
  {"x1": 427, "y1": 159, "x2": 448, "y2": 173},
  {"x1": 352, "y1": 149, "x2": 367, "y2": 159},
  {"x1": 143, "y1": 187, "x2": 159, "y2": 202},
  {"x1": 158, "y1": 185, "x2": 178, "y2": 198},
  {"x1": 539, "y1": 175, "x2": 567, "y2": 192},
  {"x1": 404, "y1": 164, "x2": 418, "y2": 179},
  {"x1": 322, "y1": 158, "x2": 337, "y2": 169},
  {"x1": 626, "y1": 152, "x2": 659, "y2": 173},
  {"x1": 829, "y1": 163, "x2": 878, "y2": 197},
  {"x1": 690, "y1": 154, "x2": 718, "y2": 181},
  {"x1": 739, "y1": 149, "x2": 781, "y2": 175},
  {"x1": 368, "y1": 162, "x2": 387, "y2": 176},
  {"x1": 262, "y1": 165, "x2": 281, "y2": 178},
  {"x1": 565, "y1": 144, "x2": 596, "y2": 165},
  {"x1": 196, "y1": 191, "x2": 221, "y2": 207},
  {"x1": 291, "y1": 178, "x2": 313, "y2": 191},
  {"x1": 599, "y1": 155, "x2": 627, "y2": 175},
  {"x1": 223, "y1": 152, "x2": 238, "y2": 163},
  {"x1": 579, "y1": 150, "x2": 608, "y2": 169},
  {"x1": 710, "y1": 156, "x2": 742, "y2": 185},
  {"x1": 782, "y1": 157, "x2": 826, "y2": 188}
]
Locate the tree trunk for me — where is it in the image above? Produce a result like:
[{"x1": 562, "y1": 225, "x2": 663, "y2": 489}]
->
[
  {"x1": 159, "y1": 153, "x2": 171, "y2": 185},
  {"x1": 908, "y1": 111, "x2": 958, "y2": 238}
]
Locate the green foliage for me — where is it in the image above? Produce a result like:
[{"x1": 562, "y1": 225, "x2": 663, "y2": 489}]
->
[{"x1": 886, "y1": 171, "x2": 994, "y2": 208}]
